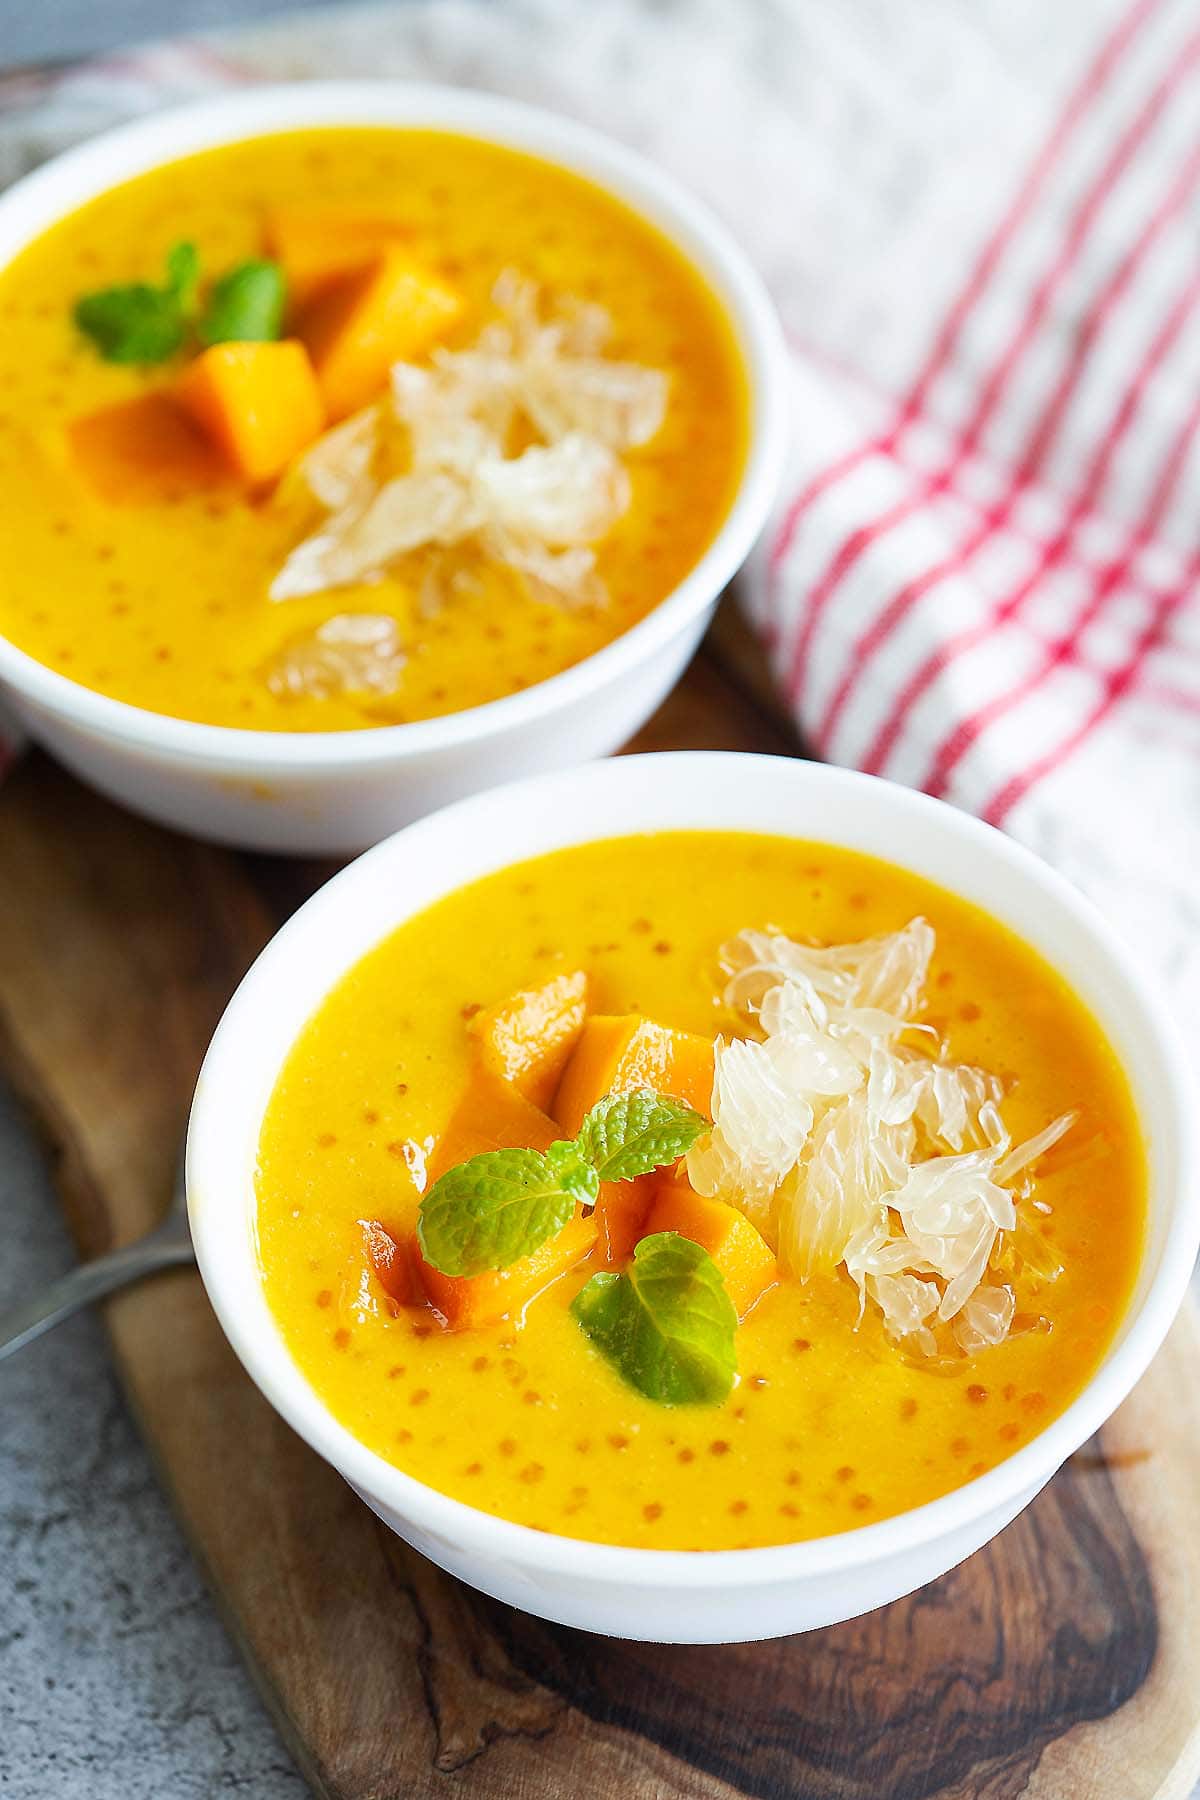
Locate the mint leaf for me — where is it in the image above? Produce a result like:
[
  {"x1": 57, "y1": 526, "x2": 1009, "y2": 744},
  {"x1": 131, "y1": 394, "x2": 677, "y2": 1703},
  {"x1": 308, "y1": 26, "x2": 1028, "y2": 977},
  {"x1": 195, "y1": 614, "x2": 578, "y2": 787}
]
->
[
  {"x1": 544, "y1": 1138, "x2": 600, "y2": 1207},
  {"x1": 199, "y1": 259, "x2": 287, "y2": 346},
  {"x1": 165, "y1": 241, "x2": 201, "y2": 315},
  {"x1": 74, "y1": 241, "x2": 199, "y2": 364},
  {"x1": 577, "y1": 1088, "x2": 708, "y2": 1184},
  {"x1": 418, "y1": 1147, "x2": 577, "y2": 1277},
  {"x1": 74, "y1": 286, "x2": 185, "y2": 364},
  {"x1": 571, "y1": 1232, "x2": 737, "y2": 1404},
  {"x1": 417, "y1": 1086, "x2": 705, "y2": 1283}
]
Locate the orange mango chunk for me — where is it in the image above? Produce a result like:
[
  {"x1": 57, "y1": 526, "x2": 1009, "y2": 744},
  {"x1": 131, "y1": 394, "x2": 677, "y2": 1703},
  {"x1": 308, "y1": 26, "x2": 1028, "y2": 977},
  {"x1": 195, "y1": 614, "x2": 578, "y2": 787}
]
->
[
  {"x1": 297, "y1": 249, "x2": 464, "y2": 419},
  {"x1": 68, "y1": 391, "x2": 226, "y2": 503},
  {"x1": 594, "y1": 1172, "x2": 656, "y2": 1267},
  {"x1": 263, "y1": 205, "x2": 415, "y2": 305},
  {"x1": 425, "y1": 1069, "x2": 559, "y2": 1188},
  {"x1": 175, "y1": 339, "x2": 325, "y2": 484},
  {"x1": 417, "y1": 1212, "x2": 597, "y2": 1330},
  {"x1": 553, "y1": 1015, "x2": 716, "y2": 1138},
  {"x1": 362, "y1": 1220, "x2": 425, "y2": 1309},
  {"x1": 468, "y1": 971, "x2": 589, "y2": 1112},
  {"x1": 644, "y1": 1179, "x2": 777, "y2": 1320}
]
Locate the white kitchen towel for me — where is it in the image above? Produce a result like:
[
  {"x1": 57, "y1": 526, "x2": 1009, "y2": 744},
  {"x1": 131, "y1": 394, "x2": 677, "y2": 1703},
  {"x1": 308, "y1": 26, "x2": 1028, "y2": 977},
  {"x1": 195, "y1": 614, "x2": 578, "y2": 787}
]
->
[{"x1": 2, "y1": 0, "x2": 1198, "y2": 1065}]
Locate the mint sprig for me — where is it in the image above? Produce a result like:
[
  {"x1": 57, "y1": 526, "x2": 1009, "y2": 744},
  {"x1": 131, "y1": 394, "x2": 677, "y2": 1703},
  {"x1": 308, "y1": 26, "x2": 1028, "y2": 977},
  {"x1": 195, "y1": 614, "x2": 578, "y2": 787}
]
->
[
  {"x1": 571, "y1": 1232, "x2": 737, "y2": 1405},
  {"x1": 577, "y1": 1089, "x2": 708, "y2": 1183},
  {"x1": 418, "y1": 1087, "x2": 707, "y2": 1278},
  {"x1": 199, "y1": 259, "x2": 287, "y2": 346},
  {"x1": 74, "y1": 245, "x2": 287, "y2": 364},
  {"x1": 543, "y1": 1139, "x2": 601, "y2": 1208},
  {"x1": 417, "y1": 1147, "x2": 579, "y2": 1279},
  {"x1": 74, "y1": 241, "x2": 200, "y2": 364}
]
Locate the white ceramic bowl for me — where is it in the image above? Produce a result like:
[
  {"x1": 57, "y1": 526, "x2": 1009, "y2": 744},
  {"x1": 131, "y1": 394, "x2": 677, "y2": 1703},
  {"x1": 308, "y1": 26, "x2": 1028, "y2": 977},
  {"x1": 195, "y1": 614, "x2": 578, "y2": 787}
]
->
[
  {"x1": 0, "y1": 84, "x2": 788, "y2": 854},
  {"x1": 187, "y1": 752, "x2": 1198, "y2": 1643}
]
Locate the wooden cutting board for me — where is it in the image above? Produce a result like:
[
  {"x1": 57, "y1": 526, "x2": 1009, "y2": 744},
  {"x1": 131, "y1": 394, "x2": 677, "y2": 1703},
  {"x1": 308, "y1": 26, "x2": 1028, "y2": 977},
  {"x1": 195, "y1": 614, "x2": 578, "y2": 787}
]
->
[{"x1": 1, "y1": 606, "x2": 1198, "y2": 1800}]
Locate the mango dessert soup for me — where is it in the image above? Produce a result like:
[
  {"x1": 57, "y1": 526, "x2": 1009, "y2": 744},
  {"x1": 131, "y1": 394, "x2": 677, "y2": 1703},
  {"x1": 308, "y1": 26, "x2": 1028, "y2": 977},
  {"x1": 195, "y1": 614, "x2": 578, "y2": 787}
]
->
[
  {"x1": 255, "y1": 831, "x2": 1144, "y2": 1553},
  {"x1": 0, "y1": 128, "x2": 745, "y2": 732}
]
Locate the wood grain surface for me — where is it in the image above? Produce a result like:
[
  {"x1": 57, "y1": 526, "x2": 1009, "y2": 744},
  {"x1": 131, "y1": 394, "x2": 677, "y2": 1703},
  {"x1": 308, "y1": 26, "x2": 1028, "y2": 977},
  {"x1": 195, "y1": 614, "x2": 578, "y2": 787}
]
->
[{"x1": 1, "y1": 609, "x2": 1197, "y2": 1800}]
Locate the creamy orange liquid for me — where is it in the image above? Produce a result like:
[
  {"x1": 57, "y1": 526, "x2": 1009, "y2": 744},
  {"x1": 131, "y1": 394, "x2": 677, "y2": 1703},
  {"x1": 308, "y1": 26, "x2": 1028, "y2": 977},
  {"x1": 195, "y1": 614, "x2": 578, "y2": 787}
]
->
[
  {"x1": 256, "y1": 833, "x2": 1144, "y2": 1549},
  {"x1": 0, "y1": 129, "x2": 745, "y2": 731}
]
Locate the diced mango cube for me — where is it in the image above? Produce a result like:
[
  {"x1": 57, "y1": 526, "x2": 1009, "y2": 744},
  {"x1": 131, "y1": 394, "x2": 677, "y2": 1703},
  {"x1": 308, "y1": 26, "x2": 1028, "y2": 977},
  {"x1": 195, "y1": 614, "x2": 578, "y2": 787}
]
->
[
  {"x1": 174, "y1": 339, "x2": 325, "y2": 483},
  {"x1": 362, "y1": 1220, "x2": 425, "y2": 1308},
  {"x1": 553, "y1": 1015, "x2": 715, "y2": 1138},
  {"x1": 263, "y1": 205, "x2": 415, "y2": 305},
  {"x1": 68, "y1": 391, "x2": 226, "y2": 503},
  {"x1": 468, "y1": 970, "x2": 589, "y2": 1112},
  {"x1": 297, "y1": 249, "x2": 464, "y2": 419},
  {"x1": 417, "y1": 1212, "x2": 597, "y2": 1330},
  {"x1": 644, "y1": 1178, "x2": 777, "y2": 1320},
  {"x1": 425, "y1": 1069, "x2": 559, "y2": 1188},
  {"x1": 594, "y1": 1172, "x2": 656, "y2": 1267}
]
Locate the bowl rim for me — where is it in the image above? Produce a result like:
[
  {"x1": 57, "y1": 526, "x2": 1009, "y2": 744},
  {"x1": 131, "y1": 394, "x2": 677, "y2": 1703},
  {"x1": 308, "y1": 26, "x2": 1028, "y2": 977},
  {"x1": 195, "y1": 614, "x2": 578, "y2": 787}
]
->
[
  {"x1": 0, "y1": 81, "x2": 788, "y2": 772},
  {"x1": 186, "y1": 752, "x2": 1200, "y2": 1587}
]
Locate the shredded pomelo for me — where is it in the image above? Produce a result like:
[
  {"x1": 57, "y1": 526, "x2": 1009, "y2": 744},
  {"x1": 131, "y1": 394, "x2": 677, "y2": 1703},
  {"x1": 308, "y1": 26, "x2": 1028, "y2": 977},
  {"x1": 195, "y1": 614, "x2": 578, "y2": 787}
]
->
[
  {"x1": 263, "y1": 611, "x2": 405, "y2": 700},
  {"x1": 686, "y1": 921, "x2": 1074, "y2": 1359},
  {"x1": 269, "y1": 272, "x2": 666, "y2": 610}
]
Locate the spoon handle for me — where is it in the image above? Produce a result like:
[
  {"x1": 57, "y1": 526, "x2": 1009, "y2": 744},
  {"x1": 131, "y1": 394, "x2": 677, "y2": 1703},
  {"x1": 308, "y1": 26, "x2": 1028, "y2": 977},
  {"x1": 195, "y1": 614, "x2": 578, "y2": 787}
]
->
[{"x1": 0, "y1": 1229, "x2": 196, "y2": 1362}]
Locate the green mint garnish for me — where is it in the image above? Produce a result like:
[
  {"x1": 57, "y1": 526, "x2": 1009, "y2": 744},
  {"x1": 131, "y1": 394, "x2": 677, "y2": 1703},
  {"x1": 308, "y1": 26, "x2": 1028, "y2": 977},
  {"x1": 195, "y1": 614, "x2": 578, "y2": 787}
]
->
[
  {"x1": 199, "y1": 259, "x2": 287, "y2": 346},
  {"x1": 165, "y1": 241, "x2": 201, "y2": 314},
  {"x1": 417, "y1": 1146, "x2": 578, "y2": 1279},
  {"x1": 74, "y1": 240, "x2": 200, "y2": 364},
  {"x1": 571, "y1": 1232, "x2": 737, "y2": 1405},
  {"x1": 575, "y1": 1088, "x2": 708, "y2": 1184},
  {"x1": 543, "y1": 1138, "x2": 601, "y2": 1208},
  {"x1": 418, "y1": 1086, "x2": 707, "y2": 1277}
]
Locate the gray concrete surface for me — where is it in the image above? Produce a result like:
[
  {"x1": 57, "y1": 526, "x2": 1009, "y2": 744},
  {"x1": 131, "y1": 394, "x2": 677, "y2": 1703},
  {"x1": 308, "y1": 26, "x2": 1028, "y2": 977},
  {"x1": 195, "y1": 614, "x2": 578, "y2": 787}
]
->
[
  {"x1": 3, "y1": 0, "x2": 331, "y2": 70},
  {"x1": 0, "y1": 1081, "x2": 306, "y2": 1798}
]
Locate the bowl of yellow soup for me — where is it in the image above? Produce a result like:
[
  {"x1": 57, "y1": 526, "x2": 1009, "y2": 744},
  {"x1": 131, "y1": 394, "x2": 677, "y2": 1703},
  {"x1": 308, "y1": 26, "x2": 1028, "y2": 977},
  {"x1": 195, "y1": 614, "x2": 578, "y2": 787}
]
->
[
  {"x1": 186, "y1": 752, "x2": 1197, "y2": 1641},
  {"x1": 0, "y1": 85, "x2": 786, "y2": 852}
]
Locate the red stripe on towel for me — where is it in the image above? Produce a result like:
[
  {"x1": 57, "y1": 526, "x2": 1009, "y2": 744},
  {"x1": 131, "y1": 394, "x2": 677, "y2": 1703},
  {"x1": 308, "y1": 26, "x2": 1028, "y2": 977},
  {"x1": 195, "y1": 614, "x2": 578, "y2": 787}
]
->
[
  {"x1": 811, "y1": 20, "x2": 1200, "y2": 749},
  {"x1": 920, "y1": 262, "x2": 1200, "y2": 797},
  {"x1": 763, "y1": 0, "x2": 1161, "y2": 624},
  {"x1": 820, "y1": 107, "x2": 1200, "y2": 760},
  {"x1": 862, "y1": 259, "x2": 1200, "y2": 782},
  {"x1": 981, "y1": 389, "x2": 1200, "y2": 822}
]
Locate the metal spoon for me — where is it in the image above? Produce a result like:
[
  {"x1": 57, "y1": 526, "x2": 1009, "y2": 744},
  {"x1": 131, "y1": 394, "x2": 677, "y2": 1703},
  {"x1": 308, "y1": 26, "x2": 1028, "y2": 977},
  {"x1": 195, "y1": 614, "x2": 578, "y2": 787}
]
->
[{"x1": 0, "y1": 1153, "x2": 194, "y2": 1361}]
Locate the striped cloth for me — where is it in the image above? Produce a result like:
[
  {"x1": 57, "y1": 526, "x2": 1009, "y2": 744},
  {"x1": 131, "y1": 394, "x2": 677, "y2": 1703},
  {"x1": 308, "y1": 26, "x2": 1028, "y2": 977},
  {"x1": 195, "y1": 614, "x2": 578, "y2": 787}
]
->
[
  {"x1": 2, "y1": 0, "x2": 1199, "y2": 1052},
  {"x1": 754, "y1": 0, "x2": 1200, "y2": 835}
]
